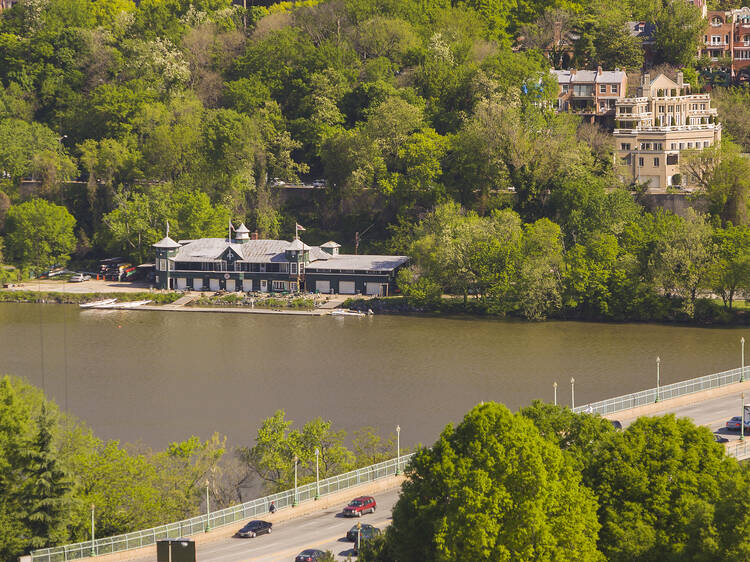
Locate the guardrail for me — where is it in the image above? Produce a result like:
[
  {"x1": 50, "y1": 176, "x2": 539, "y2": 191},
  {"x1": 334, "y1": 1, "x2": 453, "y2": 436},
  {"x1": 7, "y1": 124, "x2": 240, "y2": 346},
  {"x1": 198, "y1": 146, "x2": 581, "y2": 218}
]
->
[
  {"x1": 31, "y1": 454, "x2": 414, "y2": 562},
  {"x1": 573, "y1": 366, "x2": 745, "y2": 417},
  {"x1": 573, "y1": 366, "x2": 750, "y2": 460}
]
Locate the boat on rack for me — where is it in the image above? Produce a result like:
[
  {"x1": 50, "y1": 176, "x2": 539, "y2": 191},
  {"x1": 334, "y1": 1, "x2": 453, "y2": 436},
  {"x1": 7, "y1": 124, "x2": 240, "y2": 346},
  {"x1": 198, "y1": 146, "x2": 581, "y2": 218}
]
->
[
  {"x1": 80, "y1": 298, "x2": 117, "y2": 309},
  {"x1": 330, "y1": 309, "x2": 367, "y2": 317}
]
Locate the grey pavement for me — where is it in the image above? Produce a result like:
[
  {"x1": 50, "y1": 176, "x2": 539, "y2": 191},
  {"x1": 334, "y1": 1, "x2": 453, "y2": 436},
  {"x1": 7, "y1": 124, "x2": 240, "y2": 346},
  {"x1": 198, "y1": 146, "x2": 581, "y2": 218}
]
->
[
  {"x1": 618, "y1": 390, "x2": 747, "y2": 441},
  {"x1": 131, "y1": 488, "x2": 400, "y2": 562}
]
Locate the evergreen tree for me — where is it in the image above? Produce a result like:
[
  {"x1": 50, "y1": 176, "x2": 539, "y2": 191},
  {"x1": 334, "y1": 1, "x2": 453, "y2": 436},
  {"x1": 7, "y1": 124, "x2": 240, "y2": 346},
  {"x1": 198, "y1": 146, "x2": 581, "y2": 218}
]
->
[{"x1": 19, "y1": 405, "x2": 74, "y2": 550}]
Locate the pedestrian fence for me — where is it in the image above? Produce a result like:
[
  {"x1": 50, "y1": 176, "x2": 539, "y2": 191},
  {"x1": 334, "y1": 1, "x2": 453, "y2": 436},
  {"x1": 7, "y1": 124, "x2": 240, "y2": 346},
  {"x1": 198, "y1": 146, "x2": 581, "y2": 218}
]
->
[
  {"x1": 30, "y1": 454, "x2": 414, "y2": 562},
  {"x1": 573, "y1": 366, "x2": 746, "y2": 417},
  {"x1": 572, "y1": 366, "x2": 750, "y2": 461}
]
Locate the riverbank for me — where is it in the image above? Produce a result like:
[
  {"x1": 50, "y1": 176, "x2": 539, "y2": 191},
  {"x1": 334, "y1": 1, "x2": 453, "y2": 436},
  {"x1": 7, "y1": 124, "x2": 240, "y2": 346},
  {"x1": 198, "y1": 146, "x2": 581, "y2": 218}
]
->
[{"x1": 344, "y1": 295, "x2": 750, "y2": 326}]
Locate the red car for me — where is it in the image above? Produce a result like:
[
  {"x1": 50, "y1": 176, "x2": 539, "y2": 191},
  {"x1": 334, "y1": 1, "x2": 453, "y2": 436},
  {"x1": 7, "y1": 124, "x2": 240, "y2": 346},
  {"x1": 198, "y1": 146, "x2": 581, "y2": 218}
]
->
[{"x1": 343, "y1": 496, "x2": 376, "y2": 517}]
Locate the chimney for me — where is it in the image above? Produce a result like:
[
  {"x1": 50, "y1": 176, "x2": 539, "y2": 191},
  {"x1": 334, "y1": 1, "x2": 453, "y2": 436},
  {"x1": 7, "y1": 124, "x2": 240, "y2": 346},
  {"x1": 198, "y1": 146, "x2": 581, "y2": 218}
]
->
[
  {"x1": 570, "y1": 69, "x2": 576, "y2": 76},
  {"x1": 597, "y1": 65, "x2": 603, "y2": 76},
  {"x1": 642, "y1": 73, "x2": 650, "y2": 88},
  {"x1": 677, "y1": 71, "x2": 684, "y2": 89},
  {"x1": 251, "y1": 231, "x2": 259, "y2": 241},
  {"x1": 553, "y1": 21, "x2": 562, "y2": 44}
]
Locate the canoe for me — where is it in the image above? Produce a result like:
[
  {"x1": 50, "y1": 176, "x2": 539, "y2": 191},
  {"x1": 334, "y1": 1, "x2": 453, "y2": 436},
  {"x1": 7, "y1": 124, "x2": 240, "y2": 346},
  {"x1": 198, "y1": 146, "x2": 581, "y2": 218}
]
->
[{"x1": 80, "y1": 298, "x2": 117, "y2": 308}]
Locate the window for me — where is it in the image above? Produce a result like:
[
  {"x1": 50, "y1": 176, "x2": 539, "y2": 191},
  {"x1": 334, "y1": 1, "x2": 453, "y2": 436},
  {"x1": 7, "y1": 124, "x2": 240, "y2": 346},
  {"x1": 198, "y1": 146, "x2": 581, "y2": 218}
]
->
[
  {"x1": 279, "y1": 263, "x2": 288, "y2": 273},
  {"x1": 290, "y1": 262, "x2": 297, "y2": 274},
  {"x1": 711, "y1": 35, "x2": 722, "y2": 44},
  {"x1": 667, "y1": 154, "x2": 678, "y2": 165},
  {"x1": 704, "y1": 141, "x2": 710, "y2": 148},
  {"x1": 561, "y1": 84, "x2": 569, "y2": 93},
  {"x1": 611, "y1": 84, "x2": 618, "y2": 93},
  {"x1": 687, "y1": 142, "x2": 693, "y2": 149},
  {"x1": 711, "y1": 16, "x2": 722, "y2": 26},
  {"x1": 600, "y1": 84, "x2": 607, "y2": 93},
  {"x1": 639, "y1": 157, "x2": 644, "y2": 167},
  {"x1": 653, "y1": 157, "x2": 660, "y2": 167},
  {"x1": 621, "y1": 143, "x2": 631, "y2": 150},
  {"x1": 671, "y1": 143, "x2": 677, "y2": 150},
  {"x1": 679, "y1": 142, "x2": 685, "y2": 149},
  {"x1": 299, "y1": 263, "x2": 305, "y2": 274},
  {"x1": 745, "y1": 35, "x2": 750, "y2": 46},
  {"x1": 272, "y1": 280, "x2": 287, "y2": 291}
]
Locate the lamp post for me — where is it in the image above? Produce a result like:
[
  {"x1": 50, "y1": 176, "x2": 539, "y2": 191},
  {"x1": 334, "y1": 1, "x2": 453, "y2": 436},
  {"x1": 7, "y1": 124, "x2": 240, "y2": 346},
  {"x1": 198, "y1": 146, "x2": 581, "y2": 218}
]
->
[
  {"x1": 553, "y1": 381, "x2": 558, "y2": 406},
  {"x1": 570, "y1": 377, "x2": 575, "y2": 410},
  {"x1": 742, "y1": 392, "x2": 746, "y2": 442},
  {"x1": 656, "y1": 357, "x2": 661, "y2": 403},
  {"x1": 90, "y1": 504, "x2": 95, "y2": 556},
  {"x1": 205, "y1": 479, "x2": 210, "y2": 532},
  {"x1": 314, "y1": 448, "x2": 320, "y2": 500},
  {"x1": 396, "y1": 425, "x2": 401, "y2": 475},
  {"x1": 742, "y1": 337, "x2": 746, "y2": 383},
  {"x1": 293, "y1": 455, "x2": 298, "y2": 507}
]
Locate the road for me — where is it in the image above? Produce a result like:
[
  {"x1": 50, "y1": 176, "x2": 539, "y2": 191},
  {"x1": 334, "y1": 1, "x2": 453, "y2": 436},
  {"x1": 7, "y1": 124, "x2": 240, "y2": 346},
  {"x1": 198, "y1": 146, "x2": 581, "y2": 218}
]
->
[
  {"x1": 131, "y1": 488, "x2": 401, "y2": 562},
  {"x1": 618, "y1": 390, "x2": 747, "y2": 440}
]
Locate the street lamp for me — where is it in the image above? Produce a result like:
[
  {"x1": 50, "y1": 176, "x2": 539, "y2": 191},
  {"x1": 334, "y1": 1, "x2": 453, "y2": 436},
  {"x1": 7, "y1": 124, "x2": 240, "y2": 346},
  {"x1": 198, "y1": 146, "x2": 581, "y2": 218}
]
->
[
  {"x1": 314, "y1": 448, "x2": 320, "y2": 500},
  {"x1": 205, "y1": 479, "x2": 210, "y2": 532},
  {"x1": 742, "y1": 337, "x2": 746, "y2": 383},
  {"x1": 90, "y1": 504, "x2": 95, "y2": 556},
  {"x1": 570, "y1": 377, "x2": 575, "y2": 410},
  {"x1": 553, "y1": 381, "x2": 558, "y2": 406},
  {"x1": 396, "y1": 425, "x2": 401, "y2": 475},
  {"x1": 742, "y1": 393, "x2": 746, "y2": 442},
  {"x1": 293, "y1": 455, "x2": 298, "y2": 507},
  {"x1": 656, "y1": 357, "x2": 661, "y2": 403}
]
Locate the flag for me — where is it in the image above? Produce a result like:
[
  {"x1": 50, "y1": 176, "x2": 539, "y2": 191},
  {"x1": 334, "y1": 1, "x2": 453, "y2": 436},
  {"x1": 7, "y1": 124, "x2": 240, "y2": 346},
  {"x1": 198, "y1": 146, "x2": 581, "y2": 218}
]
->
[
  {"x1": 229, "y1": 220, "x2": 235, "y2": 232},
  {"x1": 295, "y1": 223, "x2": 306, "y2": 231},
  {"x1": 166, "y1": 220, "x2": 170, "y2": 237}
]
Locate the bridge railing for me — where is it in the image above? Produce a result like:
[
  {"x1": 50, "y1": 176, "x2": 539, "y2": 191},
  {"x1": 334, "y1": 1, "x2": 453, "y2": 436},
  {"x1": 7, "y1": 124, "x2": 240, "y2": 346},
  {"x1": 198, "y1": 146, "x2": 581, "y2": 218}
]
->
[
  {"x1": 573, "y1": 366, "x2": 745, "y2": 417},
  {"x1": 726, "y1": 439, "x2": 750, "y2": 461},
  {"x1": 30, "y1": 454, "x2": 414, "y2": 562}
]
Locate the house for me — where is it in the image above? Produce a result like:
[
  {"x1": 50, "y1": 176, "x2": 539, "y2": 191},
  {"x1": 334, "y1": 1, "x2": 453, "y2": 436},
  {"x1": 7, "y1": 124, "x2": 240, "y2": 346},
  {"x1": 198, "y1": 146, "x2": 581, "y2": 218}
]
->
[
  {"x1": 551, "y1": 67, "x2": 628, "y2": 124},
  {"x1": 613, "y1": 72, "x2": 721, "y2": 189},
  {"x1": 152, "y1": 225, "x2": 408, "y2": 296},
  {"x1": 701, "y1": 7, "x2": 750, "y2": 83}
]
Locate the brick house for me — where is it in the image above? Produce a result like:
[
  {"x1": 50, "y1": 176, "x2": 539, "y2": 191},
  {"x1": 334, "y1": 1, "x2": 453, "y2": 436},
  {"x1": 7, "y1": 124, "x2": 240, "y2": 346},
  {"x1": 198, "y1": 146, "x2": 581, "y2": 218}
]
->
[
  {"x1": 701, "y1": 7, "x2": 750, "y2": 82},
  {"x1": 551, "y1": 67, "x2": 628, "y2": 124}
]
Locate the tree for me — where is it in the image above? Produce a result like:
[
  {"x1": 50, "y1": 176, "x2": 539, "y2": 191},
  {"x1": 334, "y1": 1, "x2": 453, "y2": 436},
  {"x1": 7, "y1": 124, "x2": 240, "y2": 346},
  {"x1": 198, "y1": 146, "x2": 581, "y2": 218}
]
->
[
  {"x1": 515, "y1": 218, "x2": 563, "y2": 319},
  {"x1": 651, "y1": 0, "x2": 705, "y2": 67},
  {"x1": 4, "y1": 198, "x2": 76, "y2": 270},
  {"x1": 384, "y1": 402, "x2": 602, "y2": 561},
  {"x1": 586, "y1": 415, "x2": 736, "y2": 561},
  {"x1": 651, "y1": 209, "x2": 714, "y2": 317},
  {"x1": 711, "y1": 224, "x2": 750, "y2": 310},
  {"x1": 19, "y1": 405, "x2": 73, "y2": 549},
  {"x1": 681, "y1": 140, "x2": 750, "y2": 225}
]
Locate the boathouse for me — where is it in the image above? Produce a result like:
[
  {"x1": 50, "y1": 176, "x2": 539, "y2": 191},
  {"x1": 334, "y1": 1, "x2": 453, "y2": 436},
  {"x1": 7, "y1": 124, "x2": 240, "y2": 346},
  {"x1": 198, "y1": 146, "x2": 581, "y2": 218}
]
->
[{"x1": 152, "y1": 225, "x2": 408, "y2": 296}]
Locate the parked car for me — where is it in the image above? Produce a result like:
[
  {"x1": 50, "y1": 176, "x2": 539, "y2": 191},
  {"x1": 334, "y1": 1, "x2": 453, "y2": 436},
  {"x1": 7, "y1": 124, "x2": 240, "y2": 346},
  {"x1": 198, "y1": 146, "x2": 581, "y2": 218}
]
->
[
  {"x1": 714, "y1": 433, "x2": 729, "y2": 443},
  {"x1": 347, "y1": 524, "x2": 381, "y2": 543},
  {"x1": 346, "y1": 523, "x2": 376, "y2": 542},
  {"x1": 294, "y1": 549, "x2": 326, "y2": 561},
  {"x1": 235, "y1": 520, "x2": 272, "y2": 538},
  {"x1": 271, "y1": 178, "x2": 285, "y2": 186},
  {"x1": 69, "y1": 273, "x2": 91, "y2": 282},
  {"x1": 343, "y1": 496, "x2": 376, "y2": 517},
  {"x1": 312, "y1": 179, "x2": 326, "y2": 188}
]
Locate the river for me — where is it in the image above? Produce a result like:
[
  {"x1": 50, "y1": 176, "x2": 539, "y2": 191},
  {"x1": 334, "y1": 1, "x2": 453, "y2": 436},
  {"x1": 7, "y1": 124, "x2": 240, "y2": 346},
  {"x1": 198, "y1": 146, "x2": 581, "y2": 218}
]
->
[{"x1": 0, "y1": 303, "x2": 744, "y2": 449}]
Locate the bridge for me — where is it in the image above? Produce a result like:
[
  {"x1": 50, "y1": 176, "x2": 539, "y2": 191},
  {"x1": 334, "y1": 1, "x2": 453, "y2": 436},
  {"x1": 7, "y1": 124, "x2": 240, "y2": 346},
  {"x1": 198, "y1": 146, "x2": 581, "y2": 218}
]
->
[{"x1": 30, "y1": 365, "x2": 750, "y2": 562}]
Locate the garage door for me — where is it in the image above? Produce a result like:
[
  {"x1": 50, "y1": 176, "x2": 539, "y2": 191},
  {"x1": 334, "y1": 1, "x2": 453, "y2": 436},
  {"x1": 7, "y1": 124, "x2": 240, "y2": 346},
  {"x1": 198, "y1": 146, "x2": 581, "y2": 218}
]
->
[
  {"x1": 242, "y1": 279, "x2": 253, "y2": 292},
  {"x1": 209, "y1": 278, "x2": 220, "y2": 291},
  {"x1": 339, "y1": 281, "x2": 355, "y2": 294},
  {"x1": 192, "y1": 278, "x2": 203, "y2": 291},
  {"x1": 226, "y1": 279, "x2": 236, "y2": 292},
  {"x1": 316, "y1": 280, "x2": 331, "y2": 294},
  {"x1": 366, "y1": 283, "x2": 383, "y2": 296},
  {"x1": 176, "y1": 278, "x2": 187, "y2": 290}
]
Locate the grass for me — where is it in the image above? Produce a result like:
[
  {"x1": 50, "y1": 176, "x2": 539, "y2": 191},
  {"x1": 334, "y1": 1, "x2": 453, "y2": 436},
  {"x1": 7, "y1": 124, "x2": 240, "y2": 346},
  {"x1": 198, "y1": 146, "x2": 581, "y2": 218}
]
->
[{"x1": 0, "y1": 290, "x2": 180, "y2": 305}]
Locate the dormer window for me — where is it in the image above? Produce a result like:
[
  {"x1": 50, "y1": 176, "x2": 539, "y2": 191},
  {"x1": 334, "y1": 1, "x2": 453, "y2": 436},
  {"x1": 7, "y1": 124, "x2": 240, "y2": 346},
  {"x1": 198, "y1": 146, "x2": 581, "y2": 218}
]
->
[{"x1": 711, "y1": 16, "x2": 723, "y2": 26}]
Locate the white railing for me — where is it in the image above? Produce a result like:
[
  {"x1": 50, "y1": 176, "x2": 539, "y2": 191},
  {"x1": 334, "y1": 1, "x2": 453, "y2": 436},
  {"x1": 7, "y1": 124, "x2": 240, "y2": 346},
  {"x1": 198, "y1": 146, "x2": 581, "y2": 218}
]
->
[
  {"x1": 573, "y1": 366, "x2": 745, "y2": 417},
  {"x1": 727, "y1": 439, "x2": 750, "y2": 461},
  {"x1": 30, "y1": 454, "x2": 414, "y2": 562}
]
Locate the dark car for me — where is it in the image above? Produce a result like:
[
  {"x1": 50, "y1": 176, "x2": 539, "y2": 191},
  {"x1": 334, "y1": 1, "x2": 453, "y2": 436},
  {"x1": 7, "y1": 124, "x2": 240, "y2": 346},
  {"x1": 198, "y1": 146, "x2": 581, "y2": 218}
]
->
[
  {"x1": 343, "y1": 496, "x2": 376, "y2": 517},
  {"x1": 235, "y1": 520, "x2": 272, "y2": 538},
  {"x1": 611, "y1": 420, "x2": 623, "y2": 430},
  {"x1": 349, "y1": 525, "x2": 381, "y2": 545},
  {"x1": 294, "y1": 549, "x2": 326, "y2": 561},
  {"x1": 346, "y1": 523, "x2": 377, "y2": 542},
  {"x1": 726, "y1": 416, "x2": 743, "y2": 431}
]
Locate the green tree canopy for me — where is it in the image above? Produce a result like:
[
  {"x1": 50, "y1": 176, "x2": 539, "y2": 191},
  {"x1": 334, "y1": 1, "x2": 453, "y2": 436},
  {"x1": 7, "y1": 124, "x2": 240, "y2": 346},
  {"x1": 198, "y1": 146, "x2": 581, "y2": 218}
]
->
[
  {"x1": 384, "y1": 402, "x2": 602, "y2": 561},
  {"x1": 4, "y1": 198, "x2": 76, "y2": 270}
]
